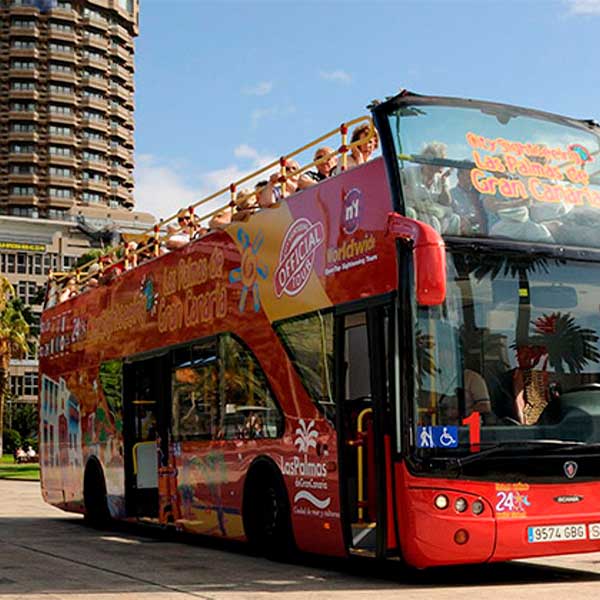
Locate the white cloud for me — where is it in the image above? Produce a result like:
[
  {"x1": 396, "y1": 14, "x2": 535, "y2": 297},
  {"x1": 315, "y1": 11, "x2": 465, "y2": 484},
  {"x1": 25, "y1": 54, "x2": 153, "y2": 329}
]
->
[
  {"x1": 250, "y1": 105, "x2": 296, "y2": 128},
  {"x1": 567, "y1": 0, "x2": 600, "y2": 14},
  {"x1": 242, "y1": 81, "x2": 273, "y2": 96},
  {"x1": 319, "y1": 69, "x2": 352, "y2": 84},
  {"x1": 234, "y1": 144, "x2": 276, "y2": 168}
]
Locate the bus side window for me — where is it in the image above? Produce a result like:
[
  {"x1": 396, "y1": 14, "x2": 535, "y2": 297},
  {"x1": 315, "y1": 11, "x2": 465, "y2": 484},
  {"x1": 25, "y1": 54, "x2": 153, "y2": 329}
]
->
[
  {"x1": 220, "y1": 334, "x2": 283, "y2": 440},
  {"x1": 172, "y1": 341, "x2": 219, "y2": 441}
]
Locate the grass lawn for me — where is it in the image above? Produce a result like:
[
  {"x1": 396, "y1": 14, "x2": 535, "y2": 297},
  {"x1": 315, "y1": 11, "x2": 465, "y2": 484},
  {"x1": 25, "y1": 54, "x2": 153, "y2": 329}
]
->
[{"x1": 0, "y1": 454, "x2": 39, "y2": 480}]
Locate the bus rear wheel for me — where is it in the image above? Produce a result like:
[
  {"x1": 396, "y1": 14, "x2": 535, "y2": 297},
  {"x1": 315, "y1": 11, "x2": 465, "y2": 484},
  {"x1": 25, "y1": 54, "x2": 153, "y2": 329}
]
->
[
  {"x1": 83, "y1": 460, "x2": 111, "y2": 528},
  {"x1": 243, "y1": 467, "x2": 294, "y2": 559}
]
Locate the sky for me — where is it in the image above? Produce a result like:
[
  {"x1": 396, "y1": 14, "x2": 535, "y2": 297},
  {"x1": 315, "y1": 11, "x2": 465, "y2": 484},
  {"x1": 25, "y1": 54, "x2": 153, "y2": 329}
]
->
[{"x1": 133, "y1": 0, "x2": 600, "y2": 219}]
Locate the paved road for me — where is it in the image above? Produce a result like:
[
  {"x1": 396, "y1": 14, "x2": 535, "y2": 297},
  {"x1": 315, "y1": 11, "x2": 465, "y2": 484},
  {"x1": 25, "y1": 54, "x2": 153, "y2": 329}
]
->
[{"x1": 2, "y1": 480, "x2": 600, "y2": 599}]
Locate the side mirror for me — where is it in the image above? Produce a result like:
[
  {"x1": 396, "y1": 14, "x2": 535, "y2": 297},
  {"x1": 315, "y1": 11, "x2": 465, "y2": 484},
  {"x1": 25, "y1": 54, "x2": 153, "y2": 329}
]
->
[{"x1": 386, "y1": 213, "x2": 447, "y2": 306}]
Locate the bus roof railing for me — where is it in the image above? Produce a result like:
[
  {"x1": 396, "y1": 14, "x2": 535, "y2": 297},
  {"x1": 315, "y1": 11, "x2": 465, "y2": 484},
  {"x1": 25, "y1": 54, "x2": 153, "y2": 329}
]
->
[{"x1": 47, "y1": 115, "x2": 377, "y2": 301}]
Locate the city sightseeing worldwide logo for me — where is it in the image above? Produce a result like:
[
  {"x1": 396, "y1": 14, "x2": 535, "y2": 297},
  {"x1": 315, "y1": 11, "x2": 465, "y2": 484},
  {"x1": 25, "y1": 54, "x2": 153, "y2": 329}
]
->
[{"x1": 274, "y1": 217, "x2": 324, "y2": 298}]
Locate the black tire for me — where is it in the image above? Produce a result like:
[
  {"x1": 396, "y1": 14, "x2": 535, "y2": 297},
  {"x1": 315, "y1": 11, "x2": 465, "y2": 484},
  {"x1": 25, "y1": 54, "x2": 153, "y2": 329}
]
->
[
  {"x1": 243, "y1": 466, "x2": 295, "y2": 559},
  {"x1": 83, "y1": 460, "x2": 111, "y2": 528}
]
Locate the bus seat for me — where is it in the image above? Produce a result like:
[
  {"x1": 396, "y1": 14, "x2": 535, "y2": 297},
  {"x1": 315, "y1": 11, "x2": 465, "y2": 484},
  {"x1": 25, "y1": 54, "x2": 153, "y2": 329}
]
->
[{"x1": 133, "y1": 441, "x2": 158, "y2": 489}]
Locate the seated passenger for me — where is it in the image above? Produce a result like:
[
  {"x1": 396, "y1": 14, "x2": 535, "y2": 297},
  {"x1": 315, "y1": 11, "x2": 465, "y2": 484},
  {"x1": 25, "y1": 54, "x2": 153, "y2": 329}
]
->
[
  {"x1": 208, "y1": 207, "x2": 233, "y2": 230},
  {"x1": 166, "y1": 209, "x2": 194, "y2": 249},
  {"x1": 258, "y1": 159, "x2": 305, "y2": 207},
  {"x1": 347, "y1": 124, "x2": 379, "y2": 169},
  {"x1": 450, "y1": 167, "x2": 487, "y2": 234},
  {"x1": 59, "y1": 278, "x2": 78, "y2": 303},
  {"x1": 305, "y1": 146, "x2": 338, "y2": 183},
  {"x1": 485, "y1": 196, "x2": 553, "y2": 243},
  {"x1": 402, "y1": 142, "x2": 460, "y2": 234},
  {"x1": 232, "y1": 188, "x2": 258, "y2": 222}
]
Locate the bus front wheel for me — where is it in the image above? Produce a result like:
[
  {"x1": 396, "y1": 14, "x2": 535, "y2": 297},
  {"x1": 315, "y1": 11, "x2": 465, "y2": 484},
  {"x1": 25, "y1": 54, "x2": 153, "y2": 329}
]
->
[
  {"x1": 83, "y1": 459, "x2": 111, "y2": 528},
  {"x1": 243, "y1": 466, "x2": 294, "y2": 559}
]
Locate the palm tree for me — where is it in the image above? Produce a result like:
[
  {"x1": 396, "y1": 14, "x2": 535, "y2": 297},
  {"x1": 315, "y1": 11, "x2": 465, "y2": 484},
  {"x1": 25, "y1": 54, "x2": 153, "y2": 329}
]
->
[{"x1": 0, "y1": 276, "x2": 30, "y2": 458}]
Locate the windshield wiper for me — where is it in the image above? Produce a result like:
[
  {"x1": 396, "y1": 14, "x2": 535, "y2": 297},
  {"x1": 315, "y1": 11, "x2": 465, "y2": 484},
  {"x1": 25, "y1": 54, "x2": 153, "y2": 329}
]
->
[{"x1": 457, "y1": 440, "x2": 586, "y2": 466}]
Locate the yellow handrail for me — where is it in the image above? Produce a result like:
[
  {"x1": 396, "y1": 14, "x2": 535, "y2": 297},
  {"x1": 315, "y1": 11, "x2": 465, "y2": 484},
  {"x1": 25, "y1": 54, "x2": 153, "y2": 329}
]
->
[
  {"x1": 356, "y1": 407, "x2": 373, "y2": 523},
  {"x1": 48, "y1": 115, "x2": 377, "y2": 297}
]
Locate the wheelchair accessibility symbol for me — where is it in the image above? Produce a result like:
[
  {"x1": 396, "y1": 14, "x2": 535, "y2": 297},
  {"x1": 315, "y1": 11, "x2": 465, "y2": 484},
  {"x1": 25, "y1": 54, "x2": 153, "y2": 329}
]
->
[{"x1": 417, "y1": 425, "x2": 459, "y2": 448}]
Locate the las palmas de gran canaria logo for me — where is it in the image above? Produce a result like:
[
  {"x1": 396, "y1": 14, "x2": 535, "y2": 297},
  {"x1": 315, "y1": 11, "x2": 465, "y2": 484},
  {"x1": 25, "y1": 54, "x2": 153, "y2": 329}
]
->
[{"x1": 280, "y1": 419, "x2": 331, "y2": 511}]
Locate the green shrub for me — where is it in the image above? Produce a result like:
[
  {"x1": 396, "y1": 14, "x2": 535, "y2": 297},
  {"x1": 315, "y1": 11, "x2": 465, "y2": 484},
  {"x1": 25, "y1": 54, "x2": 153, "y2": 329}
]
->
[{"x1": 3, "y1": 429, "x2": 22, "y2": 455}]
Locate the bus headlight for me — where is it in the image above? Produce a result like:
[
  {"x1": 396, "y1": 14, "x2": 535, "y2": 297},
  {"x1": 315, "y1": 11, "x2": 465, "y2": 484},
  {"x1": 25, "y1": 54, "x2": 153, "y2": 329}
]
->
[{"x1": 434, "y1": 494, "x2": 449, "y2": 510}]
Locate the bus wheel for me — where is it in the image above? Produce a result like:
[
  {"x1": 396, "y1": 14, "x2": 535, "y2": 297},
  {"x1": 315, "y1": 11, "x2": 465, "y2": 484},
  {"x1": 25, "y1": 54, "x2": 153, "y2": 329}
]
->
[
  {"x1": 243, "y1": 467, "x2": 294, "y2": 559},
  {"x1": 83, "y1": 460, "x2": 111, "y2": 528}
]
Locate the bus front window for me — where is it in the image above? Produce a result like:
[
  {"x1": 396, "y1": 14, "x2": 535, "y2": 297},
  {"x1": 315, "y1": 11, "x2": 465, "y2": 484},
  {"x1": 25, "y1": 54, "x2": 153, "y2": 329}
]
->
[{"x1": 411, "y1": 250, "x2": 600, "y2": 470}]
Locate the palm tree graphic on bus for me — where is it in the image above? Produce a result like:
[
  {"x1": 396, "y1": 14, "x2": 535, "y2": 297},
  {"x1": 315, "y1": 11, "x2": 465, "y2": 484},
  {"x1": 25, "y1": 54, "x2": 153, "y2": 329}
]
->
[
  {"x1": 229, "y1": 228, "x2": 268, "y2": 313},
  {"x1": 294, "y1": 419, "x2": 318, "y2": 454}
]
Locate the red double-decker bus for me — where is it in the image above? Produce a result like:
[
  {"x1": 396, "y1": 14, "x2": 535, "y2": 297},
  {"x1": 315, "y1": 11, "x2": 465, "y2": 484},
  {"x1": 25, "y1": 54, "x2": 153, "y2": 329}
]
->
[{"x1": 40, "y1": 90, "x2": 600, "y2": 568}]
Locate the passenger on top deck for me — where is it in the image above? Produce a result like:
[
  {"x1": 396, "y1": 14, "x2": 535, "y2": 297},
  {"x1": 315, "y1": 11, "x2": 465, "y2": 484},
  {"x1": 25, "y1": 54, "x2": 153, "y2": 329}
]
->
[
  {"x1": 166, "y1": 209, "x2": 195, "y2": 250},
  {"x1": 347, "y1": 123, "x2": 379, "y2": 169},
  {"x1": 58, "y1": 278, "x2": 78, "y2": 303},
  {"x1": 258, "y1": 159, "x2": 308, "y2": 208},
  {"x1": 305, "y1": 146, "x2": 338, "y2": 183},
  {"x1": 208, "y1": 206, "x2": 233, "y2": 230},
  {"x1": 232, "y1": 188, "x2": 258, "y2": 222},
  {"x1": 402, "y1": 141, "x2": 461, "y2": 235}
]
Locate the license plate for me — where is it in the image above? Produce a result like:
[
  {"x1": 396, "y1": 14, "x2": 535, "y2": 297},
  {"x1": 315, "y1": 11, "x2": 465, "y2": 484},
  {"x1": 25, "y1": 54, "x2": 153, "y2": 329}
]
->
[
  {"x1": 528, "y1": 524, "x2": 587, "y2": 543},
  {"x1": 589, "y1": 523, "x2": 600, "y2": 540}
]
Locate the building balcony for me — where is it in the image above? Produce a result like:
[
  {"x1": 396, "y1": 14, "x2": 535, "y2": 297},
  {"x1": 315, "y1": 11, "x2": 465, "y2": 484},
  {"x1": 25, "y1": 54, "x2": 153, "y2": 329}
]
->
[
  {"x1": 48, "y1": 29, "x2": 77, "y2": 44},
  {"x1": 110, "y1": 164, "x2": 131, "y2": 180},
  {"x1": 79, "y1": 75, "x2": 108, "y2": 91},
  {"x1": 110, "y1": 23, "x2": 131, "y2": 43},
  {"x1": 110, "y1": 103, "x2": 130, "y2": 122},
  {"x1": 8, "y1": 131, "x2": 38, "y2": 143},
  {"x1": 80, "y1": 137, "x2": 107, "y2": 152},
  {"x1": 110, "y1": 63, "x2": 131, "y2": 83},
  {"x1": 9, "y1": 47, "x2": 39, "y2": 60},
  {"x1": 46, "y1": 132, "x2": 76, "y2": 145},
  {"x1": 108, "y1": 82, "x2": 132, "y2": 103},
  {"x1": 80, "y1": 96, "x2": 108, "y2": 112},
  {"x1": 82, "y1": 34, "x2": 108, "y2": 51},
  {"x1": 110, "y1": 122, "x2": 133, "y2": 143},
  {"x1": 8, "y1": 152, "x2": 38, "y2": 163},
  {"x1": 45, "y1": 175, "x2": 76, "y2": 188},
  {"x1": 80, "y1": 159, "x2": 108, "y2": 173},
  {"x1": 80, "y1": 55, "x2": 108, "y2": 70},
  {"x1": 9, "y1": 67, "x2": 39, "y2": 79},
  {"x1": 47, "y1": 90, "x2": 77, "y2": 104},
  {"x1": 7, "y1": 194, "x2": 38, "y2": 206},
  {"x1": 47, "y1": 7, "x2": 78, "y2": 22},
  {"x1": 81, "y1": 14, "x2": 108, "y2": 28},
  {"x1": 48, "y1": 70, "x2": 76, "y2": 85},
  {"x1": 108, "y1": 145, "x2": 132, "y2": 163},
  {"x1": 8, "y1": 6, "x2": 39, "y2": 17},
  {"x1": 10, "y1": 25, "x2": 40, "y2": 37},
  {"x1": 45, "y1": 196, "x2": 76, "y2": 210},
  {"x1": 79, "y1": 117, "x2": 107, "y2": 132},
  {"x1": 7, "y1": 172, "x2": 38, "y2": 186},
  {"x1": 81, "y1": 179, "x2": 107, "y2": 193},
  {"x1": 46, "y1": 154, "x2": 76, "y2": 168},
  {"x1": 109, "y1": 184, "x2": 133, "y2": 202},
  {"x1": 47, "y1": 49, "x2": 76, "y2": 63},
  {"x1": 9, "y1": 89, "x2": 38, "y2": 102},
  {"x1": 46, "y1": 112, "x2": 76, "y2": 126},
  {"x1": 8, "y1": 109, "x2": 38, "y2": 121},
  {"x1": 109, "y1": 43, "x2": 132, "y2": 64}
]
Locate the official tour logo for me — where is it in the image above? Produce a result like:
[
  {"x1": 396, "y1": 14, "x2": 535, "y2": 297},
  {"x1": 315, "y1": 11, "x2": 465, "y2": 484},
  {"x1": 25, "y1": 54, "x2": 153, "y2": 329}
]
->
[
  {"x1": 294, "y1": 419, "x2": 318, "y2": 454},
  {"x1": 274, "y1": 218, "x2": 324, "y2": 298}
]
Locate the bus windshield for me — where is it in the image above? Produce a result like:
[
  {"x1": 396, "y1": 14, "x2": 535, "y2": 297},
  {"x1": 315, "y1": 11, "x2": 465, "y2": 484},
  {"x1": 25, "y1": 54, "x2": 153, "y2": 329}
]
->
[
  {"x1": 387, "y1": 101, "x2": 600, "y2": 248},
  {"x1": 411, "y1": 248, "x2": 600, "y2": 462}
]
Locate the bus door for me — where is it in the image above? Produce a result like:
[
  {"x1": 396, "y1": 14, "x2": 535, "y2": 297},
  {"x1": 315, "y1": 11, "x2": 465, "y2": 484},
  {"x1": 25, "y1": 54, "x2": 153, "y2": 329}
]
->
[
  {"x1": 336, "y1": 303, "x2": 398, "y2": 558},
  {"x1": 123, "y1": 354, "x2": 169, "y2": 519}
]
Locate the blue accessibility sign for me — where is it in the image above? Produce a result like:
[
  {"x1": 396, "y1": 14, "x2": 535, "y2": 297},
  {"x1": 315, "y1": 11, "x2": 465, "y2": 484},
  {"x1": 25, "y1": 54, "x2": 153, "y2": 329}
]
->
[{"x1": 417, "y1": 426, "x2": 459, "y2": 448}]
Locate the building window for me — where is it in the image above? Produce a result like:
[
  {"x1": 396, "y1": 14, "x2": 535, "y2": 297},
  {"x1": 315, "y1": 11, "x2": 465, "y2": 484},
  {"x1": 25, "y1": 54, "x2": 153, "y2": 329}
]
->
[
  {"x1": 47, "y1": 209, "x2": 69, "y2": 221},
  {"x1": 17, "y1": 253, "x2": 26, "y2": 274},
  {"x1": 10, "y1": 186, "x2": 35, "y2": 196},
  {"x1": 11, "y1": 60, "x2": 36, "y2": 70},
  {"x1": 12, "y1": 40, "x2": 36, "y2": 49},
  {"x1": 82, "y1": 130, "x2": 104, "y2": 141},
  {"x1": 49, "y1": 62, "x2": 73, "y2": 73},
  {"x1": 2, "y1": 254, "x2": 16, "y2": 274},
  {"x1": 48, "y1": 125, "x2": 72, "y2": 136},
  {"x1": 82, "y1": 170, "x2": 103, "y2": 181},
  {"x1": 49, "y1": 42, "x2": 73, "y2": 54},
  {"x1": 82, "y1": 150, "x2": 104, "y2": 162},
  {"x1": 49, "y1": 83, "x2": 73, "y2": 95},
  {"x1": 49, "y1": 187, "x2": 72, "y2": 198},
  {"x1": 82, "y1": 191, "x2": 102, "y2": 203},
  {"x1": 11, "y1": 81, "x2": 36, "y2": 91},
  {"x1": 24, "y1": 372, "x2": 38, "y2": 397},
  {"x1": 49, "y1": 145, "x2": 71, "y2": 156},
  {"x1": 57, "y1": 1, "x2": 73, "y2": 8},
  {"x1": 17, "y1": 280, "x2": 40, "y2": 304},
  {"x1": 10, "y1": 207, "x2": 36, "y2": 218},
  {"x1": 48, "y1": 166, "x2": 72, "y2": 177},
  {"x1": 82, "y1": 109, "x2": 104, "y2": 121},
  {"x1": 12, "y1": 19, "x2": 37, "y2": 28},
  {"x1": 11, "y1": 123, "x2": 36, "y2": 132},
  {"x1": 10, "y1": 375, "x2": 24, "y2": 398},
  {"x1": 49, "y1": 21, "x2": 74, "y2": 32},
  {"x1": 10, "y1": 164, "x2": 36, "y2": 174},
  {"x1": 11, "y1": 102, "x2": 36, "y2": 112},
  {"x1": 10, "y1": 143, "x2": 35, "y2": 154},
  {"x1": 48, "y1": 104, "x2": 72, "y2": 115},
  {"x1": 82, "y1": 89, "x2": 105, "y2": 100}
]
